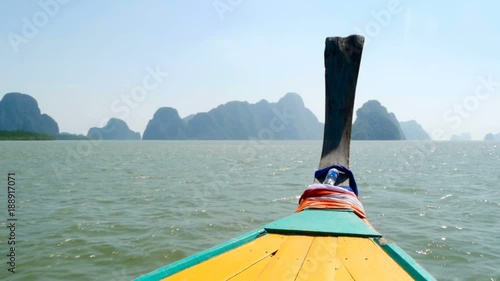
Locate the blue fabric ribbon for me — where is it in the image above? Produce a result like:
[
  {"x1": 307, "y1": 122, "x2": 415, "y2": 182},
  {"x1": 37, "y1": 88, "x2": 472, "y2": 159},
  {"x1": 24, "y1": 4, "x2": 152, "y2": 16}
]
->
[{"x1": 314, "y1": 165, "x2": 359, "y2": 196}]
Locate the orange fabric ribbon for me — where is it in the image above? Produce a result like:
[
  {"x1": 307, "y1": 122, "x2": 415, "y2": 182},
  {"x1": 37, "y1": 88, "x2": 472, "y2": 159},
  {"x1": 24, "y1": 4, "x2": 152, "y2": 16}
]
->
[{"x1": 295, "y1": 185, "x2": 367, "y2": 219}]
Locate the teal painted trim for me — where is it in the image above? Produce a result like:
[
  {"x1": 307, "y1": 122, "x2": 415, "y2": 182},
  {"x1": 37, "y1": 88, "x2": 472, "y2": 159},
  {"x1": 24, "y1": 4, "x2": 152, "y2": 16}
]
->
[
  {"x1": 264, "y1": 209, "x2": 381, "y2": 237},
  {"x1": 375, "y1": 239, "x2": 436, "y2": 281},
  {"x1": 134, "y1": 228, "x2": 266, "y2": 281}
]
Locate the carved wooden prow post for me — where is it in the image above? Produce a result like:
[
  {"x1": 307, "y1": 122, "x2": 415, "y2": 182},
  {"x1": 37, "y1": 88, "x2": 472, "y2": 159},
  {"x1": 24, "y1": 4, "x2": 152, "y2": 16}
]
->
[{"x1": 318, "y1": 35, "x2": 364, "y2": 183}]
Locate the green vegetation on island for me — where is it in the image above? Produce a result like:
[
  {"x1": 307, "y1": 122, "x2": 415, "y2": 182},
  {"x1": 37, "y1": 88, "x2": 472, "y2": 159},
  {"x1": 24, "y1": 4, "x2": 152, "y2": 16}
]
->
[
  {"x1": 0, "y1": 130, "x2": 56, "y2": 140},
  {"x1": 55, "y1": 133, "x2": 89, "y2": 140},
  {"x1": 0, "y1": 131, "x2": 89, "y2": 141}
]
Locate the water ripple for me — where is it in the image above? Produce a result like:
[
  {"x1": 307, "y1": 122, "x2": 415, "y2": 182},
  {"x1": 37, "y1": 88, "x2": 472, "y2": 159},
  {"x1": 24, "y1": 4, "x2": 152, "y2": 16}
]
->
[{"x1": 0, "y1": 141, "x2": 499, "y2": 280}]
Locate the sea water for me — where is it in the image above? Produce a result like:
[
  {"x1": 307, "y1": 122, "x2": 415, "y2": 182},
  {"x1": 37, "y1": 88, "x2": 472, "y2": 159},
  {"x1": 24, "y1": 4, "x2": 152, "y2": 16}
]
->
[{"x1": 0, "y1": 140, "x2": 499, "y2": 281}]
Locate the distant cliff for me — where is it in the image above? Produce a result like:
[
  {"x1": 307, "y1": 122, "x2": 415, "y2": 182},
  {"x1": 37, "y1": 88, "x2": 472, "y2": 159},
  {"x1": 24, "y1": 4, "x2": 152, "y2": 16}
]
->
[
  {"x1": 143, "y1": 108, "x2": 188, "y2": 140},
  {"x1": 0, "y1": 92, "x2": 59, "y2": 135},
  {"x1": 87, "y1": 118, "x2": 141, "y2": 140},
  {"x1": 450, "y1": 133, "x2": 472, "y2": 141},
  {"x1": 352, "y1": 100, "x2": 405, "y2": 140},
  {"x1": 143, "y1": 93, "x2": 323, "y2": 140},
  {"x1": 484, "y1": 133, "x2": 500, "y2": 141},
  {"x1": 400, "y1": 120, "x2": 430, "y2": 140}
]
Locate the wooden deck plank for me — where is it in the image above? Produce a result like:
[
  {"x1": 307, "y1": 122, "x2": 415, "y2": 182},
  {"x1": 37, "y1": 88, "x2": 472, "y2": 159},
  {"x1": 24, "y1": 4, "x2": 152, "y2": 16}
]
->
[
  {"x1": 228, "y1": 255, "x2": 273, "y2": 281},
  {"x1": 295, "y1": 236, "x2": 338, "y2": 280},
  {"x1": 161, "y1": 234, "x2": 287, "y2": 281},
  {"x1": 336, "y1": 237, "x2": 414, "y2": 281},
  {"x1": 254, "y1": 235, "x2": 314, "y2": 281},
  {"x1": 333, "y1": 259, "x2": 356, "y2": 281}
]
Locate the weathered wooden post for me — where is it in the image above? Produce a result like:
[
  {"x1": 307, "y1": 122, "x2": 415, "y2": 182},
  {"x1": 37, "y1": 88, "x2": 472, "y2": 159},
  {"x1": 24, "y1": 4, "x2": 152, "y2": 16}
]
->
[{"x1": 319, "y1": 35, "x2": 364, "y2": 175}]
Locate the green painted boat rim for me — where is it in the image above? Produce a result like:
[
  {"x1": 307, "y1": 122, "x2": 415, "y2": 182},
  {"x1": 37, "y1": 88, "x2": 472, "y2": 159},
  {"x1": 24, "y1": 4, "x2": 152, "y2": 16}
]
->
[
  {"x1": 134, "y1": 228, "x2": 266, "y2": 281},
  {"x1": 374, "y1": 238, "x2": 437, "y2": 281}
]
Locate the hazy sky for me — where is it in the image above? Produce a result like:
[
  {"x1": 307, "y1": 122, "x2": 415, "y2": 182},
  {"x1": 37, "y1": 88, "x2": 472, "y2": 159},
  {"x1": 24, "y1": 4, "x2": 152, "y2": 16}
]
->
[{"x1": 1, "y1": 0, "x2": 499, "y2": 140}]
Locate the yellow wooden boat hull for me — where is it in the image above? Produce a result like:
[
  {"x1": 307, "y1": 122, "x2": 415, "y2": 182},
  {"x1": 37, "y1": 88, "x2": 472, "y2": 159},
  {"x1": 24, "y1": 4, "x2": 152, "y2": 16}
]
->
[
  {"x1": 135, "y1": 209, "x2": 435, "y2": 281},
  {"x1": 160, "y1": 235, "x2": 413, "y2": 281}
]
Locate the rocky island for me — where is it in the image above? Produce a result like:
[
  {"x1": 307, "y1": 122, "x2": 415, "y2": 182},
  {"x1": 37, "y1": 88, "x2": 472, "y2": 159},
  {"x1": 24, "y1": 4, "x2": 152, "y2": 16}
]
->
[
  {"x1": 484, "y1": 133, "x2": 500, "y2": 141},
  {"x1": 0, "y1": 92, "x2": 59, "y2": 135},
  {"x1": 87, "y1": 118, "x2": 141, "y2": 140},
  {"x1": 352, "y1": 100, "x2": 405, "y2": 140},
  {"x1": 400, "y1": 120, "x2": 430, "y2": 140},
  {"x1": 143, "y1": 93, "x2": 323, "y2": 140}
]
